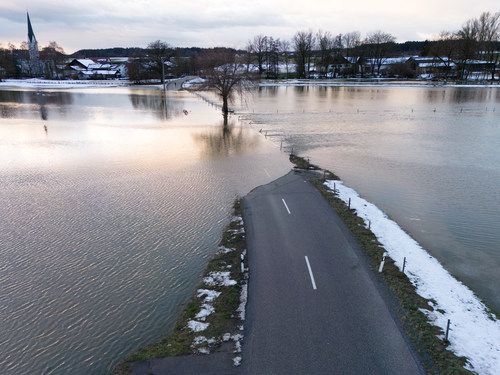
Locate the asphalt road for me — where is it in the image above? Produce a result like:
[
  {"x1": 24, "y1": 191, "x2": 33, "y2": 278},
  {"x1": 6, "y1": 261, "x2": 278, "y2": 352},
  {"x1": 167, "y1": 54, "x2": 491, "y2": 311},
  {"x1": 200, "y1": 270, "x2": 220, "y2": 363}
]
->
[{"x1": 240, "y1": 170, "x2": 424, "y2": 374}]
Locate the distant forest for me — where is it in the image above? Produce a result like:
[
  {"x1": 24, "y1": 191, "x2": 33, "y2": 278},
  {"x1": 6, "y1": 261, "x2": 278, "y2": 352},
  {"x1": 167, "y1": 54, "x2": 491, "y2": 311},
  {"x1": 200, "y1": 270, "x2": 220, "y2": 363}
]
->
[
  {"x1": 70, "y1": 46, "x2": 237, "y2": 58},
  {"x1": 70, "y1": 41, "x2": 485, "y2": 59}
]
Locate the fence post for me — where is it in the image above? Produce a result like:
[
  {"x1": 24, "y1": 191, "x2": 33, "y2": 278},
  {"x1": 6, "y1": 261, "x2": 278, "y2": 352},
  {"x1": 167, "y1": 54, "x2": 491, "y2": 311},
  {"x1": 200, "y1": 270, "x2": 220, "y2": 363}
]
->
[
  {"x1": 348, "y1": 198, "x2": 351, "y2": 209},
  {"x1": 445, "y1": 319, "x2": 451, "y2": 342},
  {"x1": 402, "y1": 257, "x2": 406, "y2": 273}
]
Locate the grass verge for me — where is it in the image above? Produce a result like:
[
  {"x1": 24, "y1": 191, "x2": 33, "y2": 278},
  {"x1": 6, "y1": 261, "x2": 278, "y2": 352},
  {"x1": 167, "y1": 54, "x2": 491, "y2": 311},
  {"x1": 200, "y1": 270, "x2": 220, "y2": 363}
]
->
[
  {"x1": 290, "y1": 154, "x2": 471, "y2": 374},
  {"x1": 115, "y1": 200, "x2": 247, "y2": 373}
]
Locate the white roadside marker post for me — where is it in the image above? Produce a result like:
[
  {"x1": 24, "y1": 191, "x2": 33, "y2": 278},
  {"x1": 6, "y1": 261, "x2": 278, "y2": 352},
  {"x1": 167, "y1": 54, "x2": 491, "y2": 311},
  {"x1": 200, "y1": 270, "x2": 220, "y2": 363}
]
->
[{"x1": 378, "y1": 252, "x2": 388, "y2": 273}]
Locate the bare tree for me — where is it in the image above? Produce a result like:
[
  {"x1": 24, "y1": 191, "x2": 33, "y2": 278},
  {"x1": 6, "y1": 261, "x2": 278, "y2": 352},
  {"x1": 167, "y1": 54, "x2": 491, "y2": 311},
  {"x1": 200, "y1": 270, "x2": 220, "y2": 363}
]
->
[
  {"x1": 198, "y1": 50, "x2": 257, "y2": 114},
  {"x1": 146, "y1": 40, "x2": 172, "y2": 85},
  {"x1": 279, "y1": 40, "x2": 291, "y2": 78},
  {"x1": 342, "y1": 31, "x2": 361, "y2": 59},
  {"x1": 266, "y1": 37, "x2": 281, "y2": 78},
  {"x1": 39, "y1": 41, "x2": 66, "y2": 79},
  {"x1": 475, "y1": 11, "x2": 500, "y2": 80},
  {"x1": 293, "y1": 30, "x2": 315, "y2": 78},
  {"x1": 364, "y1": 31, "x2": 396, "y2": 76},
  {"x1": 247, "y1": 35, "x2": 268, "y2": 75},
  {"x1": 429, "y1": 31, "x2": 459, "y2": 79},
  {"x1": 455, "y1": 20, "x2": 480, "y2": 80},
  {"x1": 316, "y1": 30, "x2": 334, "y2": 77}
]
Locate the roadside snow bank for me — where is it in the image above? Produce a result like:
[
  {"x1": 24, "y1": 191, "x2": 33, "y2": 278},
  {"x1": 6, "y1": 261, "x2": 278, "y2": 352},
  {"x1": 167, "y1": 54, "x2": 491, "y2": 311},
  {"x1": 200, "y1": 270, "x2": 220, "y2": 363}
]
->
[{"x1": 324, "y1": 180, "x2": 499, "y2": 375}]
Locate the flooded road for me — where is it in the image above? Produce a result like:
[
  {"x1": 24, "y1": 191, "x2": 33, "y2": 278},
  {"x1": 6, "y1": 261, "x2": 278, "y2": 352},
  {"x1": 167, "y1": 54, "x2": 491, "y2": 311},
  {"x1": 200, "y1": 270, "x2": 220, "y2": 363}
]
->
[{"x1": 244, "y1": 84, "x2": 500, "y2": 313}]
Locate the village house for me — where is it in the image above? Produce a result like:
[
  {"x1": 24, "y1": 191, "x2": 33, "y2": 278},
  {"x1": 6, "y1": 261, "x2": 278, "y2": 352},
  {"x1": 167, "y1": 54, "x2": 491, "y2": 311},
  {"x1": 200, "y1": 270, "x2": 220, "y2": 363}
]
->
[{"x1": 65, "y1": 58, "x2": 126, "y2": 79}]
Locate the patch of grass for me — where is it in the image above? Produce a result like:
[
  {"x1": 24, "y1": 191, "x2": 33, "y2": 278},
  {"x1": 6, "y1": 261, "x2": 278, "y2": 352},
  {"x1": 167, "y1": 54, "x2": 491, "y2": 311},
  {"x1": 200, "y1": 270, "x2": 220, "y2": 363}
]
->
[
  {"x1": 117, "y1": 200, "x2": 246, "y2": 371},
  {"x1": 289, "y1": 154, "x2": 339, "y2": 179},
  {"x1": 309, "y1": 177, "x2": 471, "y2": 374}
]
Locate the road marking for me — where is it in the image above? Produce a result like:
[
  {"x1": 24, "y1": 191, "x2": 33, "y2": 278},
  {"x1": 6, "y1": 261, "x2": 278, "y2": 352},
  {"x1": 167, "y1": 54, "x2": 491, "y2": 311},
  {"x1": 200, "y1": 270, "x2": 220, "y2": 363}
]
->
[
  {"x1": 304, "y1": 256, "x2": 317, "y2": 290},
  {"x1": 281, "y1": 198, "x2": 291, "y2": 214},
  {"x1": 264, "y1": 168, "x2": 271, "y2": 177}
]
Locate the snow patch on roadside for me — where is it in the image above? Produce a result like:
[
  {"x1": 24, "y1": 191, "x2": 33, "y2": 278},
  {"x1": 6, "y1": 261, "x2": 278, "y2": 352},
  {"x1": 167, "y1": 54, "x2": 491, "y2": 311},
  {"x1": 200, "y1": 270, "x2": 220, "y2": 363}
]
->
[
  {"x1": 197, "y1": 289, "x2": 221, "y2": 303},
  {"x1": 233, "y1": 356, "x2": 242, "y2": 366},
  {"x1": 187, "y1": 320, "x2": 209, "y2": 332},
  {"x1": 218, "y1": 246, "x2": 235, "y2": 254},
  {"x1": 237, "y1": 284, "x2": 248, "y2": 320},
  {"x1": 325, "y1": 180, "x2": 500, "y2": 375},
  {"x1": 203, "y1": 271, "x2": 237, "y2": 287},
  {"x1": 195, "y1": 304, "x2": 215, "y2": 321}
]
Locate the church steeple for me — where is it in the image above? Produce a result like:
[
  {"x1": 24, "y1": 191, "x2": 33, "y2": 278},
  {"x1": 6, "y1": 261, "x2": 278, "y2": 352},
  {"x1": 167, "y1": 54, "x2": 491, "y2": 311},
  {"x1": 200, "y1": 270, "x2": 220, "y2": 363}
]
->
[
  {"x1": 26, "y1": 12, "x2": 40, "y2": 62},
  {"x1": 27, "y1": 12, "x2": 36, "y2": 44}
]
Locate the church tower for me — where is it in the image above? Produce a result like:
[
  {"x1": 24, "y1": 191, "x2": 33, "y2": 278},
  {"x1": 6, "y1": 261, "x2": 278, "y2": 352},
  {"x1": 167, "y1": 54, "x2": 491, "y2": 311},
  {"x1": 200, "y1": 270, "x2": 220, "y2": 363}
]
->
[{"x1": 27, "y1": 12, "x2": 40, "y2": 62}]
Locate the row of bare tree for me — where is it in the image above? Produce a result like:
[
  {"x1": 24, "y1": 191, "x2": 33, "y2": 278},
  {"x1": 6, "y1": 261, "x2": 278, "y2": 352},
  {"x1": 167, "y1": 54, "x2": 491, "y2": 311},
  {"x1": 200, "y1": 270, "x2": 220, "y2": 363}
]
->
[
  {"x1": 245, "y1": 11, "x2": 499, "y2": 79},
  {"x1": 430, "y1": 11, "x2": 500, "y2": 80},
  {"x1": 246, "y1": 30, "x2": 396, "y2": 78}
]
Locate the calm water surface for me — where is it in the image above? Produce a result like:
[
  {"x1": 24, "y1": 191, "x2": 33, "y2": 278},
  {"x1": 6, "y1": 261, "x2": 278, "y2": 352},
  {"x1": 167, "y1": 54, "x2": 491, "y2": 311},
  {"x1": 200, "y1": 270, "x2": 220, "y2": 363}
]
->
[
  {"x1": 244, "y1": 84, "x2": 500, "y2": 312},
  {"x1": 0, "y1": 87, "x2": 290, "y2": 374}
]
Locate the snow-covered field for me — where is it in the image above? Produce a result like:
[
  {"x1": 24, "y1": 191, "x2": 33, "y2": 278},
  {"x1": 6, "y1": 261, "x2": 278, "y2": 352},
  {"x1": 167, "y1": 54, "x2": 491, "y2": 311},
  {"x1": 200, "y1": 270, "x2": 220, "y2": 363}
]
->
[
  {"x1": 0, "y1": 78, "x2": 130, "y2": 88},
  {"x1": 324, "y1": 180, "x2": 499, "y2": 375}
]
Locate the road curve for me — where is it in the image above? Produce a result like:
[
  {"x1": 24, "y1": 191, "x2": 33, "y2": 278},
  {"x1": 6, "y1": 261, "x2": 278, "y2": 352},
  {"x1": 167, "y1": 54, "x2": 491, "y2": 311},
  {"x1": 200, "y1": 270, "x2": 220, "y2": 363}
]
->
[{"x1": 240, "y1": 170, "x2": 424, "y2": 374}]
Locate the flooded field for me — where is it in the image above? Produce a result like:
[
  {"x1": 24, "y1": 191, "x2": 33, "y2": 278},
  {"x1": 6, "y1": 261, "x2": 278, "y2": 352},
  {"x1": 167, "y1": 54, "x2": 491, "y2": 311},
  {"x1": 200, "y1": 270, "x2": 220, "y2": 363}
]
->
[{"x1": 0, "y1": 87, "x2": 290, "y2": 374}]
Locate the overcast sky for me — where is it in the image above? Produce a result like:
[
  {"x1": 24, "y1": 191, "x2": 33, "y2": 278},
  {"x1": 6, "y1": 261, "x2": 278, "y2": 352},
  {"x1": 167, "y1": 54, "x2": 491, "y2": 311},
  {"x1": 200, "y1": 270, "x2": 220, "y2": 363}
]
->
[{"x1": 0, "y1": 0, "x2": 498, "y2": 53}]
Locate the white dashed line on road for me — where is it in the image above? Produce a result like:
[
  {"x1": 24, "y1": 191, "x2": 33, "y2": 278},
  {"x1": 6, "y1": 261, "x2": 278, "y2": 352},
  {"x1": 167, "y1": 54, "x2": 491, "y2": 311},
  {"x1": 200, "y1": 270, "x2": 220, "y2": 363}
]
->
[
  {"x1": 281, "y1": 198, "x2": 291, "y2": 214},
  {"x1": 305, "y1": 256, "x2": 317, "y2": 290}
]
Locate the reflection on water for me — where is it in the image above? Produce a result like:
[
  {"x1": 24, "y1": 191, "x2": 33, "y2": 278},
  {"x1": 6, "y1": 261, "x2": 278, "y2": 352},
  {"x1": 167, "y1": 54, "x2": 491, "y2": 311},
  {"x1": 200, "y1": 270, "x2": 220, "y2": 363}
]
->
[
  {"x1": 0, "y1": 87, "x2": 290, "y2": 374},
  {"x1": 129, "y1": 92, "x2": 185, "y2": 120},
  {"x1": 192, "y1": 115, "x2": 260, "y2": 156},
  {"x1": 246, "y1": 85, "x2": 500, "y2": 312}
]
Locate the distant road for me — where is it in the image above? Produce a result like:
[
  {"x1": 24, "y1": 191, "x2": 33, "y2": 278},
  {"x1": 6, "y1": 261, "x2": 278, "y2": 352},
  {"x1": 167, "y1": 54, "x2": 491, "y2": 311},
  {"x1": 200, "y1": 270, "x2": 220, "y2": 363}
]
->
[{"x1": 241, "y1": 170, "x2": 423, "y2": 374}]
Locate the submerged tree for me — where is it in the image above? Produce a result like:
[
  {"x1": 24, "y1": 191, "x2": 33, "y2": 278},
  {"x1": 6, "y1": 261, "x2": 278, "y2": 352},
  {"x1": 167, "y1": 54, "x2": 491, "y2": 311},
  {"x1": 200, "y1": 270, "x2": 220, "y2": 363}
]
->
[{"x1": 198, "y1": 50, "x2": 257, "y2": 114}]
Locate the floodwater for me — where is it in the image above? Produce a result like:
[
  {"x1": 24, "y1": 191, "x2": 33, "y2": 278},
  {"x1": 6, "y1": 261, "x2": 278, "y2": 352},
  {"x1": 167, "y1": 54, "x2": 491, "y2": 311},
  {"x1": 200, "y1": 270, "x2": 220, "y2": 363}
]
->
[
  {"x1": 244, "y1": 84, "x2": 500, "y2": 313},
  {"x1": 0, "y1": 87, "x2": 290, "y2": 374}
]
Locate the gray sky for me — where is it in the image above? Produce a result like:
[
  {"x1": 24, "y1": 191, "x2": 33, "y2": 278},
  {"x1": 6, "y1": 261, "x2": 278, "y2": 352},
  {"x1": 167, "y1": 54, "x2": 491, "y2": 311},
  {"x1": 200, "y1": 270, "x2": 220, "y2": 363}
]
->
[{"x1": 0, "y1": 0, "x2": 498, "y2": 53}]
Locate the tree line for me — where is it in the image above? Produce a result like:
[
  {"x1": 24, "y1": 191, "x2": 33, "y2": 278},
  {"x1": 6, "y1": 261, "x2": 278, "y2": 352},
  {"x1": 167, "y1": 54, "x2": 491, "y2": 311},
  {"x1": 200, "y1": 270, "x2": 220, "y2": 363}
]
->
[{"x1": 244, "y1": 11, "x2": 499, "y2": 79}]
